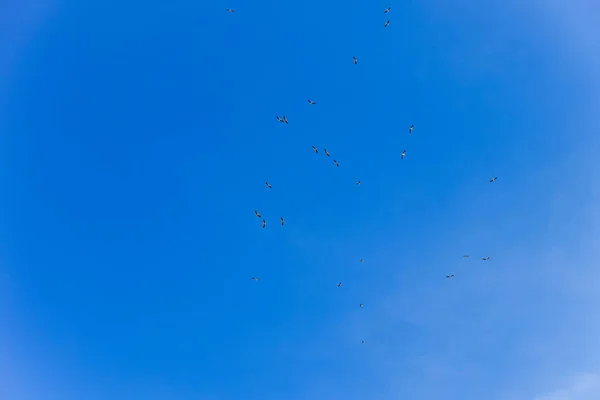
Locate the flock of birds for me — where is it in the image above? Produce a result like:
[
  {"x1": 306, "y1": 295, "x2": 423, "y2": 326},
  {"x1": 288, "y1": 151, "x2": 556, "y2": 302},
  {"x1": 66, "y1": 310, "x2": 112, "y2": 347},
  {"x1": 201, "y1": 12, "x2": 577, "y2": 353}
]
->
[{"x1": 226, "y1": 5, "x2": 499, "y2": 344}]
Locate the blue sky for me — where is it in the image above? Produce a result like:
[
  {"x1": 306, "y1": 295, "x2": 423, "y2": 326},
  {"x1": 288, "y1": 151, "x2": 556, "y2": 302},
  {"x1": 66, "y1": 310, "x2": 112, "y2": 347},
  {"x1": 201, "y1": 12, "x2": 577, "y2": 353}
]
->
[{"x1": 1, "y1": 0, "x2": 600, "y2": 399}]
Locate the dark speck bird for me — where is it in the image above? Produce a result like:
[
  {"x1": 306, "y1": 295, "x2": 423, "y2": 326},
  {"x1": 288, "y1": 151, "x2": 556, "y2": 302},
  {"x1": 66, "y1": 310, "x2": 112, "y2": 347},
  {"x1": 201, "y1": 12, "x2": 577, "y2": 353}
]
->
[
  {"x1": 482, "y1": 257, "x2": 490, "y2": 261},
  {"x1": 384, "y1": 20, "x2": 390, "y2": 27},
  {"x1": 280, "y1": 217, "x2": 285, "y2": 226},
  {"x1": 308, "y1": 100, "x2": 316, "y2": 105},
  {"x1": 353, "y1": 56, "x2": 358, "y2": 65},
  {"x1": 262, "y1": 219, "x2": 266, "y2": 228},
  {"x1": 334, "y1": 160, "x2": 339, "y2": 167},
  {"x1": 463, "y1": 255, "x2": 470, "y2": 258},
  {"x1": 384, "y1": 7, "x2": 391, "y2": 13},
  {"x1": 337, "y1": 282, "x2": 343, "y2": 287},
  {"x1": 276, "y1": 116, "x2": 283, "y2": 122},
  {"x1": 356, "y1": 180, "x2": 361, "y2": 185},
  {"x1": 265, "y1": 181, "x2": 272, "y2": 189},
  {"x1": 446, "y1": 274, "x2": 455, "y2": 279},
  {"x1": 251, "y1": 276, "x2": 259, "y2": 281},
  {"x1": 409, "y1": 124, "x2": 414, "y2": 133},
  {"x1": 254, "y1": 210, "x2": 261, "y2": 218},
  {"x1": 283, "y1": 116, "x2": 289, "y2": 124},
  {"x1": 324, "y1": 149, "x2": 331, "y2": 157},
  {"x1": 226, "y1": 8, "x2": 235, "y2": 12},
  {"x1": 361, "y1": 340, "x2": 367, "y2": 344},
  {"x1": 359, "y1": 303, "x2": 364, "y2": 307},
  {"x1": 401, "y1": 150, "x2": 406, "y2": 159},
  {"x1": 360, "y1": 259, "x2": 364, "y2": 263},
  {"x1": 312, "y1": 146, "x2": 318, "y2": 154},
  {"x1": 490, "y1": 177, "x2": 497, "y2": 183}
]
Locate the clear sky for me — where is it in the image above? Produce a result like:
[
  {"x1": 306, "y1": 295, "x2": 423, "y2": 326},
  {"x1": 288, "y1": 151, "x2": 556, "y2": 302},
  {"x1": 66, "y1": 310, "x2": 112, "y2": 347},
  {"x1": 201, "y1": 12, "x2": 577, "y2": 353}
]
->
[{"x1": 2, "y1": 0, "x2": 600, "y2": 399}]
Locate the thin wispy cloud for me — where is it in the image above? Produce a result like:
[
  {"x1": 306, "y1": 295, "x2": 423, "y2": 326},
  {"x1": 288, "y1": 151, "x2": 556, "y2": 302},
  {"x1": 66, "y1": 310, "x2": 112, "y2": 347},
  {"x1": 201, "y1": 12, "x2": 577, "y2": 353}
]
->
[{"x1": 534, "y1": 373, "x2": 600, "y2": 400}]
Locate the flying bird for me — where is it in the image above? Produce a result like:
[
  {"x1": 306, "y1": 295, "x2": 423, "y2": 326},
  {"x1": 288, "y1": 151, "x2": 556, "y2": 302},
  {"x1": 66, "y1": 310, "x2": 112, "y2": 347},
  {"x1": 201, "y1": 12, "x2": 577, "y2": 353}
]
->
[
  {"x1": 401, "y1": 150, "x2": 406, "y2": 159},
  {"x1": 384, "y1": 20, "x2": 390, "y2": 27},
  {"x1": 333, "y1": 160, "x2": 339, "y2": 167},
  {"x1": 360, "y1": 259, "x2": 364, "y2": 262},
  {"x1": 409, "y1": 124, "x2": 414, "y2": 133},
  {"x1": 337, "y1": 282, "x2": 343, "y2": 287},
  {"x1": 356, "y1": 180, "x2": 361, "y2": 185},
  {"x1": 359, "y1": 303, "x2": 364, "y2": 307},
  {"x1": 251, "y1": 276, "x2": 259, "y2": 281},
  {"x1": 353, "y1": 56, "x2": 358, "y2": 65},
  {"x1": 490, "y1": 177, "x2": 497, "y2": 183},
  {"x1": 262, "y1": 219, "x2": 266, "y2": 228},
  {"x1": 276, "y1": 116, "x2": 283, "y2": 122},
  {"x1": 225, "y1": 8, "x2": 235, "y2": 12},
  {"x1": 324, "y1": 149, "x2": 331, "y2": 157},
  {"x1": 361, "y1": 340, "x2": 367, "y2": 344},
  {"x1": 446, "y1": 274, "x2": 455, "y2": 279},
  {"x1": 254, "y1": 210, "x2": 262, "y2": 218},
  {"x1": 283, "y1": 116, "x2": 289, "y2": 124},
  {"x1": 312, "y1": 145, "x2": 318, "y2": 154},
  {"x1": 463, "y1": 255, "x2": 470, "y2": 258},
  {"x1": 384, "y1": 7, "x2": 391, "y2": 13},
  {"x1": 280, "y1": 217, "x2": 285, "y2": 226},
  {"x1": 308, "y1": 100, "x2": 316, "y2": 105},
  {"x1": 265, "y1": 181, "x2": 272, "y2": 189},
  {"x1": 482, "y1": 257, "x2": 490, "y2": 261}
]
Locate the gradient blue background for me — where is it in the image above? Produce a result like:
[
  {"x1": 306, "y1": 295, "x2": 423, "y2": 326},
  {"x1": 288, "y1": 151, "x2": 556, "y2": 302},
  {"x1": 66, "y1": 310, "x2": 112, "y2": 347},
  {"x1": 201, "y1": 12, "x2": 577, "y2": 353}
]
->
[{"x1": 2, "y1": 0, "x2": 600, "y2": 399}]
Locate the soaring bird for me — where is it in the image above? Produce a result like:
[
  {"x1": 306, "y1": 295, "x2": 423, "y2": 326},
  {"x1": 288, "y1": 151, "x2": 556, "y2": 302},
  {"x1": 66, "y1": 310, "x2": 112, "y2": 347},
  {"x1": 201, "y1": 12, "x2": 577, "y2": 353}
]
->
[
  {"x1": 490, "y1": 177, "x2": 497, "y2": 183},
  {"x1": 384, "y1": 20, "x2": 390, "y2": 27},
  {"x1": 324, "y1": 149, "x2": 331, "y2": 157},
  {"x1": 353, "y1": 56, "x2": 358, "y2": 65},
  {"x1": 359, "y1": 303, "x2": 364, "y2": 307},
  {"x1": 280, "y1": 217, "x2": 285, "y2": 226},
  {"x1": 312, "y1": 145, "x2": 318, "y2": 154},
  {"x1": 360, "y1": 259, "x2": 364, "y2": 263},
  {"x1": 226, "y1": 8, "x2": 235, "y2": 12},
  {"x1": 482, "y1": 257, "x2": 490, "y2": 261},
  {"x1": 254, "y1": 210, "x2": 262, "y2": 218},
  {"x1": 251, "y1": 276, "x2": 259, "y2": 281},
  {"x1": 446, "y1": 274, "x2": 455, "y2": 279},
  {"x1": 384, "y1": 7, "x2": 391, "y2": 13},
  {"x1": 356, "y1": 180, "x2": 361, "y2": 185},
  {"x1": 337, "y1": 282, "x2": 343, "y2": 287},
  {"x1": 401, "y1": 150, "x2": 406, "y2": 159},
  {"x1": 361, "y1": 340, "x2": 367, "y2": 344},
  {"x1": 409, "y1": 124, "x2": 414, "y2": 133},
  {"x1": 262, "y1": 219, "x2": 266, "y2": 228},
  {"x1": 276, "y1": 116, "x2": 283, "y2": 122},
  {"x1": 308, "y1": 99, "x2": 316, "y2": 105},
  {"x1": 265, "y1": 181, "x2": 273, "y2": 189},
  {"x1": 333, "y1": 160, "x2": 340, "y2": 167},
  {"x1": 463, "y1": 255, "x2": 470, "y2": 258},
  {"x1": 283, "y1": 116, "x2": 289, "y2": 124}
]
